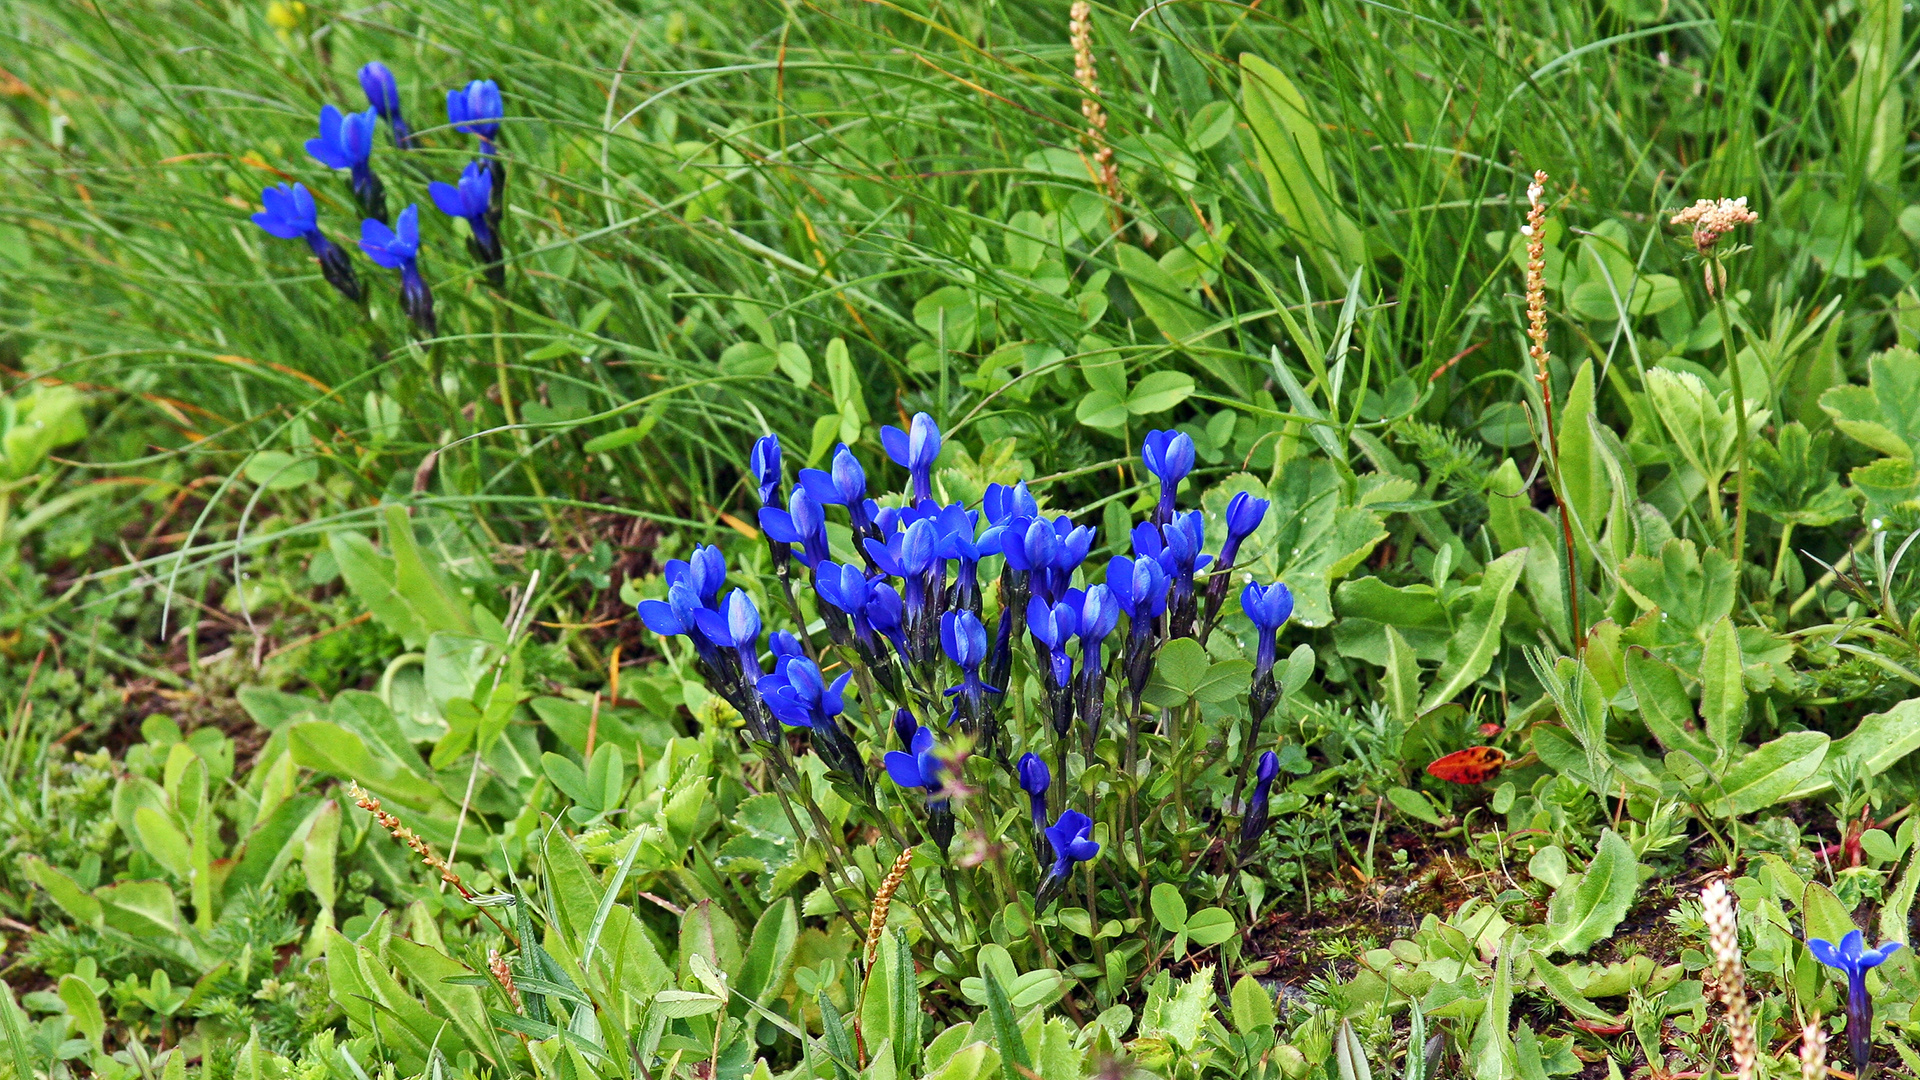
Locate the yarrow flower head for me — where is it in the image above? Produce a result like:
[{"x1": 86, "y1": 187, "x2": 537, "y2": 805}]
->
[
  {"x1": 307, "y1": 104, "x2": 386, "y2": 223},
  {"x1": 358, "y1": 61, "x2": 412, "y2": 148},
  {"x1": 251, "y1": 182, "x2": 361, "y2": 302},
  {"x1": 1809, "y1": 929, "x2": 1902, "y2": 1075},
  {"x1": 882, "y1": 412, "x2": 942, "y2": 503},
  {"x1": 429, "y1": 159, "x2": 502, "y2": 280},
  {"x1": 1671, "y1": 197, "x2": 1759, "y2": 255},
  {"x1": 359, "y1": 205, "x2": 435, "y2": 337}
]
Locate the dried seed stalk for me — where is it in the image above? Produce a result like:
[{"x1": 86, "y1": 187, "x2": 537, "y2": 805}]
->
[
  {"x1": 865, "y1": 848, "x2": 915, "y2": 964},
  {"x1": 1070, "y1": 3, "x2": 1122, "y2": 209},
  {"x1": 349, "y1": 781, "x2": 517, "y2": 945},
  {"x1": 1801, "y1": 1015, "x2": 1828, "y2": 1080},
  {"x1": 1703, "y1": 880, "x2": 1759, "y2": 1080},
  {"x1": 1522, "y1": 171, "x2": 1584, "y2": 648}
]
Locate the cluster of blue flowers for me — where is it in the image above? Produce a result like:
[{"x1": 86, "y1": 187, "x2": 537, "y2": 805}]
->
[
  {"x1": 249, "y1": 62, "x2": 508, "y2": 336},
  {"x1": 638, "y1": 414, "x2": 1295, "y2": 908}
]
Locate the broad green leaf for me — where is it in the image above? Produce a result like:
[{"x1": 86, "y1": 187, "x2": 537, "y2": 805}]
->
[
  {"x1": 1126, "y1": 371, "x2": 1195, "y2": 414},
  {"x1": 776, "y1": 341, "x2": 812, "y2": 388},
  {"x1": 914, "y1": 286, "x2": 981, "y2": 351},
  {"x1": 287, "y1": 721, "x2": 444, "y2": 811},
  {"x1": 1229, "y1": 973, "x2": 1276, "y2": 1036},
  {"x1": 738, "y1": 899, "x2": 798, "y2": 1007},
  {"x1": 1422, "y1": 549, "x2": 1526, "y2": 711},
  {"x1": 1075, "y1": 389, "x2": 1129, "y2": 431},
  {"x1": 1471, "y1": 938, "x2": 1513, "y2": 1080},
  {"x1": 1190, "y1": 659, "x2": 1254, "y2": 703},
  {"x1": 1529, "y1": 953, "x2": 1621, "y2": 1022},
  {"x1": 1184, "y1": 908, "x2": 1236, "y2": 947},
  {"x1": 244, "y1": 450, "x2": 319, "y2": 490},
  {"x1": 1238, "y1": 54, "x2": 1366, "y2": 277},
  {"x1": 1113, "y1": 243, "x2": 1208, "y2": 343},
  {"x1": 1802, "y1": 881, "x2": 1856, "y2": 944},
  {"x1": 384, "y1": 506, "x2": 475, "y2": 641},
  {"x1": 1555, "y1": 361, "x2": 1610, "y2": 560},
  {"x1": 1540, "y1": 829, "x2": 1637, "y2": 956},
  {"x1": 1625, "y1": 651, "x2": 1709, "y2": 761},
  {"x1": 1618, "y1": 539, "x2": 1737, "y2": 639},
  {"x1": 1383, "y1": 626, "x2": 1421, "y2": 731},
  {"x1": 1706, "y1": 731, "x2": 1829, "y2": 817},
  {"x1": 387, "y1": 937, "x2": 497, "y2": 1063},
  {"x1": 1386, "y1": 786, "x2": 1441, "y2": 825},
  {"x1": 302, "y1": 799, "x2": 340, "y2": 911},
  {"x1": 1700, "y1": 617, "x2": 1747, "y2": 765},
  {"x1": 58, "y1": 975, "x2": 105, "y2": 1049},
  {"x1": 1149, "y1": 883, "x2": 1189, "y2": 933},
  {"x1": 21, "y1": 857, "x2": 101, "y2": 926},
  {"x1": 1792, "y1": 697, "x2": 1920, "y2": 799},
  {"x1": 133, "y1": 806, "x2": 192, "y2": 879}
]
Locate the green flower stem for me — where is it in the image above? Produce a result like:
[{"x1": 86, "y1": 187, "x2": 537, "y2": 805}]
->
[{"x1": 1711, "y1": 257, "x2": 1750, "y2": 564}]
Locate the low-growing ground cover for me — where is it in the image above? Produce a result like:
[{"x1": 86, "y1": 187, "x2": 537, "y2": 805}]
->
[{"x1": 3, "y1": 0, "x2": 1920, "y2": 1078}]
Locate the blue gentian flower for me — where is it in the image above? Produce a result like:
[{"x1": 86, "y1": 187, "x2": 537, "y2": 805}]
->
[
  {"x1": 359, "y1": 205, "x2": 435, "y2": 337},
  {"x1": 1141, "y1": 429, "x2": 1196, "y2": 524},
  {"x1": 307, "y1": 104, "x2": 386, "y2": 223},
  {"x1": 447, "y1": 79, "x2": 503, "y2": 150},
  {"x1": 1017, "y1": 752, "x2": 1050, "y2": 828},
  {"x1": 1241, "y1": 580, "x2": 1294, "y2": 724},
  {"x1": 813, "y1": 561, "x2": 871, "y2": 618},
  {"x1": 1810, "y1": 929, "x2": 1903, "y2": 1072},
  {"x1": 799, "y1": 444, "x2": 876, "y2": 537},
  {"x1": 759, "y1": 486, "x2": 831, "y2": 569},
  {"x1": 1073, "y1": 583, "x2": 1119, "y2": 751},
  {"x1": 933, "y1": 503, "x2": 1001, "y2": 615},
  {"x1": 1037, "y1": 809, "x2": 1100, "y2": 910},
  {"x1": 883, "y1": 725, "x2": 946, "y2": 800},
  {"x1": 1036, "y1": 518, "x2": 1096, "y2": 605},
  {"x1": 1220, "y1": 491, "x2": 1270, "y2": 568},
  {"x1": 769, "y1": 631, "x2": 805, "y2": 661},
  {"x1": 1137, "y1": 512, "x2": 1211, "y2": 637},
  {"x1": 663, "y1": 544, "x2": 726, "y2": 609},
  {"x1": 984, "y1": 480, "x2": 1039, "y2": 525},
  {"x1": 695, "y1": 588, "x2": 763, "y2": 684},
  {"x1": 941, "y1": 608, "x2": 1000, "y2": 728},
  {"x1": 429, "y1": 159, "x2": 503, "y2": 283},
  {"x1": 1108, "y1": 554, "x2": 1170, "y2": 706},
  {"x1": 757, "y1": 655, "x2": 849, "y2": 730},
  {"x1": 358, "y1": 61, "x2": 412, "y2": 148},
  {"x1": 867, "y1": 518, "x2": 941, "y2": 657},
  {"x1": 1238, "y1": 750, "x2": 1281, "y2": 854},
  {"x1": 757, "y1": 655, "x2": 866, "y2": 787},
  {"x1": 750, "y1": 434, "x2": 784, "y2": 506},
  {"x1": 882, "y1": 412, "x2": 942, "y2": 503},
  {"x1": 251, "y1": 182, "x2": 362, "y2": 302},
  {"x1": 1001, "y1": 517, "x2": 1058, "y2": 574},
  {"x1": 866, "y1": 584, "x2": 913, "y2": 669},
  {"x1": 637, "y1": 580, "x2": 732, "y2": 696},
  {"x1": 1026, "y1": 596, "x2": 1078, "y2": 698}
]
